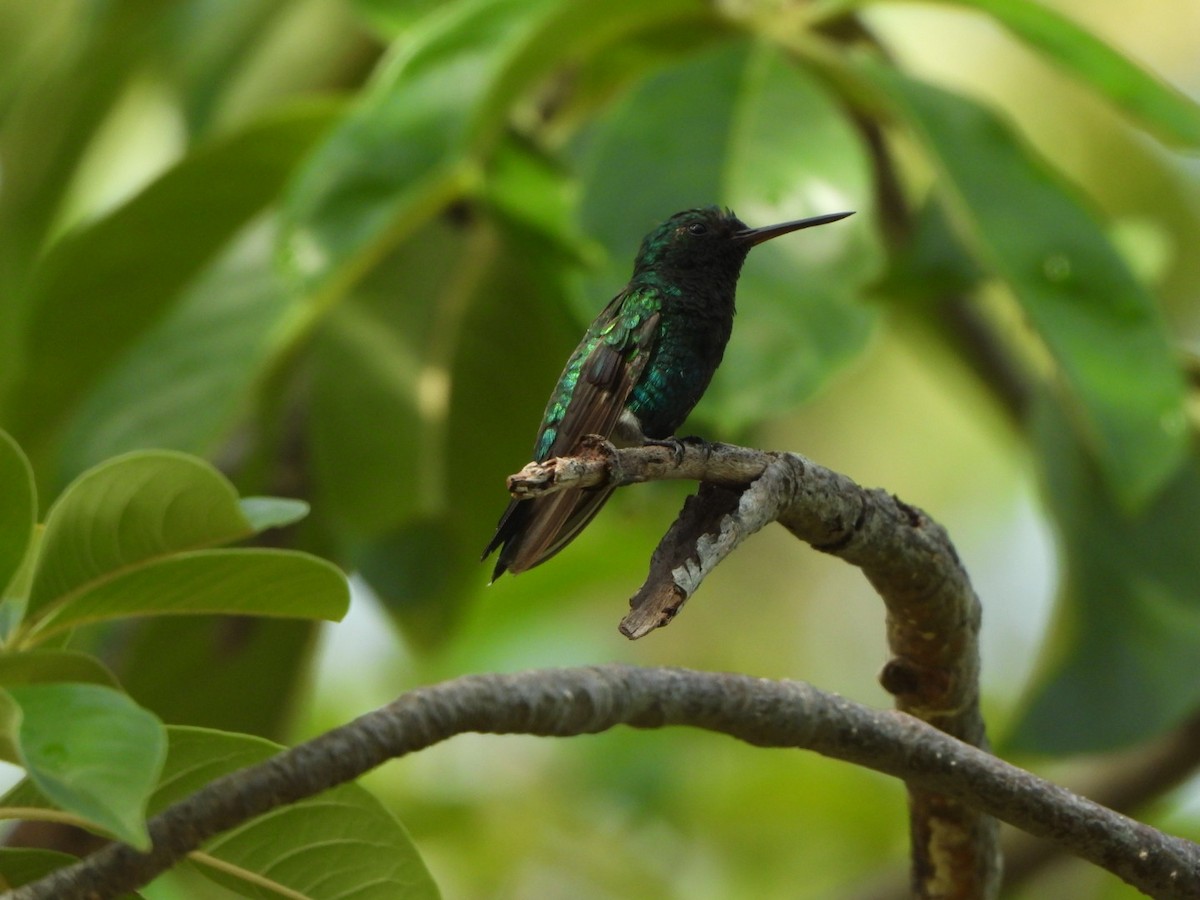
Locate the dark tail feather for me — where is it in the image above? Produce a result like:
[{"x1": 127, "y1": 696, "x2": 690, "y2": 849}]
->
[{"x1": 483, "y1": 487, "x2": 615, "y2": 580}]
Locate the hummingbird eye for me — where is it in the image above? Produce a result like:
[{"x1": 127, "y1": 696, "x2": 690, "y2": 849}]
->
[{"x1": 687, "y1": 222, "x2": 707, "y2": 235}]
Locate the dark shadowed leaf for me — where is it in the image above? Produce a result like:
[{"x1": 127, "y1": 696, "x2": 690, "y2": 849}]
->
[
  {"x1": 1007, "y1": 396, "x2": 1200, "y2": 753},
  {"x1": 0, "y1": 430, "x2": 34, "y2": 596}
]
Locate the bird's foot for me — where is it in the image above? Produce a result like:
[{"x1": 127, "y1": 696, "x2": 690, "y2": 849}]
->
[{"x1": 642, "y1": 434, "x2": 707, "y2": 465}]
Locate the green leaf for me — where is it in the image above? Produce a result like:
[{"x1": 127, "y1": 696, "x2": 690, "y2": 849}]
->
[
  {"x1": 116, "y1": 617, "x2": 317, "y2": 740},
  {"x1": 1007, "y1": 397, "x2": 1200, "y2": 753},
  {"x1": 914, "y1": 0, "x2": 1200, "y2": 149},
  {"x1": 0, "y1": 430, "x2": 35, "y2": 597},
  {"x1": 858, "y1": 64, "x2": 1187, "y2": 506},
  {"x1": 238, "y1": 497, "x2": 310, "y2": 533},
  {"x1": 307, "y1": 219, "x2": 471, "y2": 536},
  {"x1": 281, "y1": 0, "x2": 707, "y2": 301},
  {"x1": 7, "y1": 99, "x2": 343, "y2": 458},
  {"x1": 55, "y1": 225, "x2": 300, "y2": 481},
  {"x1": 155, "y1": 727, "x2": 440, "y2": 900},
  {"x1": 26, "y1": 451, "x2": 264, "y2": 621},
  {"x1": 28, "y1": 550, "x2": 348, "y2": 640},
  {"x1": 0, "y1": 650, "x2": 119, "y2": 688},
  {"x1": 0, "y1": 847, "x2": 143, "y2": 897},
  {"x1": 576, "y1": 41, "x2": 878, "y2": 432},
  {"x1": 4, "y1": 683, "x2": 165, "y2": 849}
]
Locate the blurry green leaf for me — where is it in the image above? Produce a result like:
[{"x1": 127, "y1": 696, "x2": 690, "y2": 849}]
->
[
  {"x1": 7, "y1": 99, "x2": 342, "y2": 458},
  {"x1": 156, "y1": 727, "x2": 439, "y2": 900},
  {"x1": 354, "y1": 516, "x2": 475, "y2": 650},
  {"x1": 29, "y1": 550, "x2": 348, "y2": 640},
  {"x1": 281, "y1": 0, "x2": 706, "y2": 299},
  {"x1": 0, "y1": 847, "x2": 143, "y2": 897},
  {"x1": 0, "y1": 430, "x2": 35, "y2": 596},
  {"x1": 0, "y1": 1, "x2": 164, "y2": 318},
  {"x1": 117, "y1": 617, "x2": 317, "y2": 740},
  {"x1": 310, "y1": 294, "x2": 430, "y2": 535},
  {"x1": 350, "y1": 0, "x2": 444, "y2": 38},
  {"x1": 4, "y1": 682, "x2": 165, "y2": 849},
  {"x1": 859, "y1": 64, "x2": 1187, "y2": 506},
  {"x1": 911, "y1": 0, "x2": 1200, "y2": 149},
  {"x1": 238, "y1": 497, "x2": 309, "y2": 533},
  {"x1": 576, "y1": 41, "x2": 877, "y2": 432},
  {"x1": 874, "y1": 198, "x2": 984, "y2": 304},
  {"x1": 56, "y1": 225, "x2": 298, "y2": 481},
  {"x1": 484, "y1": 135, "x2": 596, "y2": 264},
  {"x1": 1010, "y1": 397, "x2": 1200, "y2": 752},
  {"x1": 154, "y1": 0, "x2": 295, "y2": 134},
  {"x1": 0, "y1": 650, "x2": 118, "y2": 688},
  {"x1": 27, "y1": 452, "x2": 265, "y2": 621}
]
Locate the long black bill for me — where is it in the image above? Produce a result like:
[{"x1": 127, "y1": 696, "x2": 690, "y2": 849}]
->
[{"x1": 735, "y1": 210, "x2": 854, "y2": 246}]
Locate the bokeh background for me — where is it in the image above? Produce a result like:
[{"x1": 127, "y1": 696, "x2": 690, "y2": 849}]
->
[{"x1": 3, "y1": 0, "x2": 1200, "y2": 897}]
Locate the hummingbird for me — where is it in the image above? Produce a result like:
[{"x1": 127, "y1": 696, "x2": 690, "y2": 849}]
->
[{"x1": 482, "y1": 205, "x2": 853, "y2": 580}]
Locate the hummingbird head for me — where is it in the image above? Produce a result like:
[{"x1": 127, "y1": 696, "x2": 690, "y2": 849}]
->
[{"x1": 631, "y1": 206, "x2": 853, "y2": 280}]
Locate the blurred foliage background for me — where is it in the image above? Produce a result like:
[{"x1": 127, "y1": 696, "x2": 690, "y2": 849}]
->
[{"x1": 3, "y1": 0, "x2": 1200, "y2": 897}]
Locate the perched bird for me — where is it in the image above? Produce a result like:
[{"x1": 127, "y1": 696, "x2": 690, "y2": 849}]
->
[{"x1": 482, "y1": 205, "x2": 853, "y2": 580}]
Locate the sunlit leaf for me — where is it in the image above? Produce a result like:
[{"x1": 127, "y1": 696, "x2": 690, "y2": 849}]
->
[
  {"x1": 904, "y1": 0, "x2": 1200, "y2": 149},
  {"x1": 27, "y1": 452, "x2": 264, "y2": 620},
  {"x1": 28, "y1": 550, "x2": 348, "y2": 640},
  {"x1": 7, "y1": 100, "x2": 342, "y2": 460},
  {"x1": 238, "y1": 497, "x2": 309, "y2": 534}
]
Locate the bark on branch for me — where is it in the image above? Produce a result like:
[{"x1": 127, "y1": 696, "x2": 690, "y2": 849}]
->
[
  {"x1": 509, "y1": 438, "x2": 995, "y2": 896},
  {"x1": 8, "y1": 666, "x2": 1198, "y2": 900}
]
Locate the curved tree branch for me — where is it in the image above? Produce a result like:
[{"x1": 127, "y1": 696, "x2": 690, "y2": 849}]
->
[
  {"x1": 8, "y1": 665, "x2": 1198, "y2": 900},
  {"x1": 509, "y1": 438, "x2": 996, "y2": 895}
]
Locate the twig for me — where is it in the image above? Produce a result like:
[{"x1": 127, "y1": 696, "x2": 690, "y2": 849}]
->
[
  {"x1": 8, "y1": 666, "x2": 1197, "y2": 900},
  {"x1": 509, "y1": 439, "x2": 997, "y2": 896}
]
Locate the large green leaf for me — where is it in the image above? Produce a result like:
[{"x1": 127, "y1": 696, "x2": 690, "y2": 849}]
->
[
  {"x1": 27, "y1": 550, "x2": 348, "y2": 641},
  {"x1": 26, "y1": 452, "x2": 278, "y2": 620},
  {"x1": 575, "y1": 40, "x2": 877, "y2": 433},
  {"x1": 858, "y1": 63, "x2": 1188, "y2": 506},
  {"x1": 155, "y1": 727, "x2": 439, "y2": 899},
  {"x1": 306, "y1": 219, "x2": 474, "y2": 536},
  {"x1": 1007, "y1": 397, "x2": 1200, "y2": 753},
  {"x1": 55, "y1": 224, "x2": 301, "y2": 481},
  {"x1": 6, "y1": 100, "x2": 342, "y2": 458},
  {"x1": 280, "y1": 0, "x2": 707, "y2": 303},
  {"x1": 0, "y1": 430, "x2": 34, "y2": 596},
  {"x1": 2, "y1": 682, "x2": 165, "y2": 849},
  {"x1": 886, "y1": 0, "x2": 1200, "y2": 149}
]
